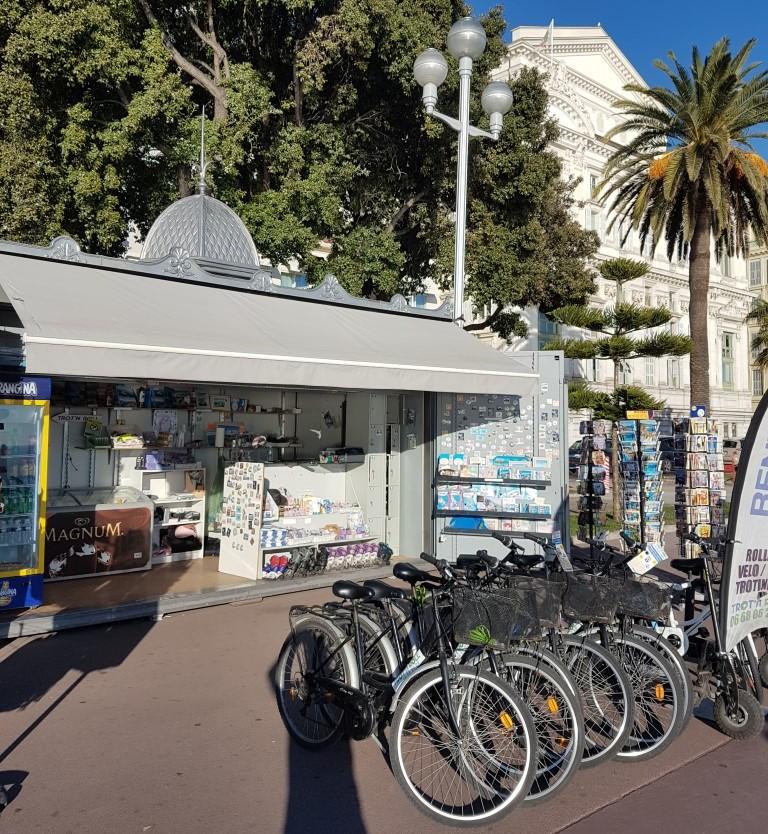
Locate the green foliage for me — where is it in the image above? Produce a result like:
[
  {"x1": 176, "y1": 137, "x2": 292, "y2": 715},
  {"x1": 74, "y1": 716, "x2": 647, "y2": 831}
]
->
[
  {"x1": 468, "y1": 624, "x2": 493, "y2": 646},
  {"x1": 597, "y1": 39, "x2": 768, "y2": 407},
  {"x1": 597, "y1": 257, "x2": 649, "y2": 285},
  {"x1": 567, "y1": 382, "x2": 664, "y2": 420},
  {"x1": 0, "y1": 1, "x2": 598, "y2": 337},
  {"x1": 598, "y1": 39, "x2": 768, "y2": 260},
  {"x1": 747, "y1": 299, "x2": 768, "y2": 367}
]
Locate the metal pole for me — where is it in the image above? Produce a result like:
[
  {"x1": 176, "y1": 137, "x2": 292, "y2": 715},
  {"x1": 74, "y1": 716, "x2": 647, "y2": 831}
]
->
[{"x1": 453, "y1": 56, "x2": 472, "y2": 326}]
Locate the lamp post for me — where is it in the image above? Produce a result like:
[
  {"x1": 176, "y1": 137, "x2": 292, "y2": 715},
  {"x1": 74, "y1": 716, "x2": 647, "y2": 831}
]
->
[{"x1": 413, "y1": 18, "x2": 514, "y2": 325}]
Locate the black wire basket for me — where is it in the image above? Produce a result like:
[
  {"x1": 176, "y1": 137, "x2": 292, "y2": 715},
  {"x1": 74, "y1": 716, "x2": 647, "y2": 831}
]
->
[
  {"x1": 501, "y1": 574, "x2": 564, "y2": 629},
  {"x1": 452, "y1": 585, "x2": 543, "y2": 647},
  {"x1": 562, "y1": 573, "x2": 621, "y2": 624},
  {"x1": 615, "y1": 575, "x2": 672, "y2": 622}
]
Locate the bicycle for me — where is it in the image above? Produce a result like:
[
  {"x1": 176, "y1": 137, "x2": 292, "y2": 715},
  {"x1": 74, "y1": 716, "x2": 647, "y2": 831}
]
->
[
  {"x1": 275, "y1": 569, "x2": 538, "y2": 826},
  {"x1": 668, "y1": 532, "x2": 765, "y2": 739},
  {"x1": 498, "y1": 531, "x2": 688, "y2": 762},
  {"x1": 451, "y1": 536, "x2": 635, "y2": 769}
]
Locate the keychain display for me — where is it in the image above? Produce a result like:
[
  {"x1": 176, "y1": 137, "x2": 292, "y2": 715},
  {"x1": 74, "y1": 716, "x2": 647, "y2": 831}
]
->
[{"x1": 574, "y1": 419, "x2": 612, "y2": 544}]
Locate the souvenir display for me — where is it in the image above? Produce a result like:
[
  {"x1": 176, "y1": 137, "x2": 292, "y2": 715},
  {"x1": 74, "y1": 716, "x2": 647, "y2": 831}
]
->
[
  {"x1": 674, "y1": 417, "x2": 725, "y2": 556},
  {"x1": 618, "y1": 418, "x2": 664, "y2": 544},
  {"x1": 574, "y1": 419, "x2": 612, "y2": 543}
]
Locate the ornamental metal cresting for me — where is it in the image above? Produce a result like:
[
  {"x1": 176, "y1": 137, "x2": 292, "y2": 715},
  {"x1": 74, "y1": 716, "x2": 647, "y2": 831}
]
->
[{"x1": 720, "y1": 391, "x2": 768, "y2": 652}]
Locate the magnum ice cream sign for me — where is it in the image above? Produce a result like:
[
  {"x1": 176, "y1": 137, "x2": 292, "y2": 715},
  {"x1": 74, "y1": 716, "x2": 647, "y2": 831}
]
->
[{"x1": 44, "y1": 507, "x2": 152, "y2": 580}]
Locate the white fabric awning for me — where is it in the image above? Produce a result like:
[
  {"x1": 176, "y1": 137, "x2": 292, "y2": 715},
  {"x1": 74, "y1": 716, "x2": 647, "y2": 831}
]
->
[{"x1": 0, "y1": 253, "x2": 538, "y2": 395}]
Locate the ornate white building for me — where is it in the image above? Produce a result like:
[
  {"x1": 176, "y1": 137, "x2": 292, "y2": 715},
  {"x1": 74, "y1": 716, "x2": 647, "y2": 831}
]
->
[{"x1": 485, "y1": 25, "x2": 757, "y2": 440}]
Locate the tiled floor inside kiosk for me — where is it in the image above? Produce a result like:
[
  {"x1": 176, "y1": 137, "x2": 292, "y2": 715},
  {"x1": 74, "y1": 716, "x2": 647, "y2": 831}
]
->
[{"x1": 0, "y1": 555, "x2": 399, "y2": 637}]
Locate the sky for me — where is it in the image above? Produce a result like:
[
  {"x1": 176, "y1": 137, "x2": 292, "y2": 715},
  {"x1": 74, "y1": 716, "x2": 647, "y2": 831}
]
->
[{"x1": 475, "y1": 0, "x2": 768, "y2": 152}]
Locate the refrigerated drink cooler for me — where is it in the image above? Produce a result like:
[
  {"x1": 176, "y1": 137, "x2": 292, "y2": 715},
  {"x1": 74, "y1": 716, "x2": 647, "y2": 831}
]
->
[{"x1": 0, "y1": 377, "x2": 50, "y2": 610}]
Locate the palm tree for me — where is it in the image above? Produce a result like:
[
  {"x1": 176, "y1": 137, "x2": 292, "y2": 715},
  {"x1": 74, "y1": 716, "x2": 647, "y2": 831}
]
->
[{"x1": 597, "y1": 38, "x2": 768, "y2": 410}]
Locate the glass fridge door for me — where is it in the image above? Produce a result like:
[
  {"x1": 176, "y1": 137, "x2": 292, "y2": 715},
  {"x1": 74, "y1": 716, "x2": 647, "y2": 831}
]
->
[{"x1": 0, "y1": 403, "x2": 44, "y2": 575}]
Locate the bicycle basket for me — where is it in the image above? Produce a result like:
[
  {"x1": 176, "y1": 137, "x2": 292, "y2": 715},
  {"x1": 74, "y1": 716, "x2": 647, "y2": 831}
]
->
[
  {"x1": 452, "y1": 585, "x2": 543, "y2": 647},
  {"x1": 615, "y1": 576, "x2": 672, "y2": 622},
  {"x1": 502, "y1": 575, "x2": 563, "y2": 629},
  {"x1": 562, "y1": 573, "x2": 620, "y2": 624}
]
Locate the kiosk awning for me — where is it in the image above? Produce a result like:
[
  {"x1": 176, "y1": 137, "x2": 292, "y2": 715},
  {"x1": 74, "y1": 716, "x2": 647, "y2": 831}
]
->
[{"x1": 0, "y1": 254, "x2": 538, "y2": 395}]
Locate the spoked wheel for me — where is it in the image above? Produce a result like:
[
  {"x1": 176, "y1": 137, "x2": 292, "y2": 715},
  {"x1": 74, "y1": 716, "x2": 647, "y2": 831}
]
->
[
  {"x1": 604, "y1": 633, "x2": 686, "y2": 761},
  {"x1": 275, "y1": 615, "x2": 358, "y2": 749},
  {"x1": 559, "y1": 636, "x2": 634, "y2": 768},
  {"x1": 632, "y1": 626, "x2": 694, "y2": 733},
  {"x1": 389, "y1": 665, "x2": 537, "y2": 826},
  {"x1": 713, "y1": 689, "x2": 764, "y2": 740},
  {"x1": 499, "y1": 652, "x2": 585, "y2": 804}
]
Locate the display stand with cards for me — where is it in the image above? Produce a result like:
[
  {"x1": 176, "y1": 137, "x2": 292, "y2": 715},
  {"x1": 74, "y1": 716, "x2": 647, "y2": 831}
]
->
[
  {"x1": 618, "y1": 418, "x2": 664, "y2": 545},
  {"x1": 674, "y1": 417, "x2": 725, "y2": 557},
  {"x1": 574, "y1": 419, "x2": 612, "y2": 554}
]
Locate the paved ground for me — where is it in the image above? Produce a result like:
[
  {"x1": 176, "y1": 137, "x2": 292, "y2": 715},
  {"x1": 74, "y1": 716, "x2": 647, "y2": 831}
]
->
[{"x1": 0, "y1": 588, "x2": 766, "y2": 834}]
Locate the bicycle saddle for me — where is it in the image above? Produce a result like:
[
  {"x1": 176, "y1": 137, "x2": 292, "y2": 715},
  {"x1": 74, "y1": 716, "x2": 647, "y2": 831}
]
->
[
  {"x1": 363, "y1": 579, "x2": 408, "y2": 600},
  {"x1": 503, "y1": 551, "x2": 542, "y2": 570},
  {"x1": 393, "y1": 562, "x2": 436, "y2": 585},
  {"x1": 670, "y1": 557, "x2": 705, "y2": 574},
  {"x1": 332, "y1": 580, "x2": 375, "y2": 601},
  {"x1": 457, "y1": 551, "x2": 498, "y2": 570}
]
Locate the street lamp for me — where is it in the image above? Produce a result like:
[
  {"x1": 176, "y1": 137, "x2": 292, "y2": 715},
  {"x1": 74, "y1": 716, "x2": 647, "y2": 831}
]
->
[{"x1": 414, "y1": 18, "x2": 514, "y2": 324}]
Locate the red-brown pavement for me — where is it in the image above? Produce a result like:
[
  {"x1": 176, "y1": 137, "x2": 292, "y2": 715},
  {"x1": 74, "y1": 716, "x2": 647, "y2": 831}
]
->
[{"x1": 0, "y1": 587, "x2": 765, "y2": 834}]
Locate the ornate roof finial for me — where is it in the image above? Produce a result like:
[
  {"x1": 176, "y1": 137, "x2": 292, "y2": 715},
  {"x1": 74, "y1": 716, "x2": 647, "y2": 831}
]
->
[{"x1": 196, "y1": 105, "x2": 209, "y2": 195}]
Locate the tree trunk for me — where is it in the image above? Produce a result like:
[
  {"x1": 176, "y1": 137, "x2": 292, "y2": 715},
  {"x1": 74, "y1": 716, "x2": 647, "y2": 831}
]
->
[
  {"x1": 688, "y1": 205, "x2": 711, "y2": 410},
  {"x1": 177, "y1": 164, "x2": 192, "y2": 198},
  {"x1": 611, "y1": 358, "x2": 621, "y2": 524}
]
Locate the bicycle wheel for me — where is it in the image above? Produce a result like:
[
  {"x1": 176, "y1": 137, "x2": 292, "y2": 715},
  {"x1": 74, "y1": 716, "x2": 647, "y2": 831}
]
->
[
  {"x1": 389, "y1": 664, "x2": 537, "y2": 826},
  {"x1": 499, "y1": 652, "x2": 585, "y2": 804},
  {"x1": 355, "y1": 610, "x2": 400, "y2": 679},
  {"x1": 275, "y1": 614, "x2": 358, "y2": 749},
  {"x1": 602, "y1": 632, "x2": 686, "y2": 761},
  {"x1": 632, "y1": 626, "x2": 694, "y2": 732},
  {"x1": 559, "y1": 635, "x2": 634, "y2": 768}
]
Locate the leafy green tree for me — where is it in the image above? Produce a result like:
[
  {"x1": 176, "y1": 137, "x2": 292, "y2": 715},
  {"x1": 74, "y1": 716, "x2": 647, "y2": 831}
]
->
[
  {"x1": 568, "y1": 382, "x2": 664, "y2": 421},
  {"x1": 0, "y1": 1, "x2": 598, "y2": 337},
  {"x1": 747, "y1": 298, "x2": 768, "y2": 369},
  {"x1": 597, "y1": 38, "x2": 768, "y2": 410},
  {"x1": 545, "y1": 257, "x2": 691, "y2": 517}
]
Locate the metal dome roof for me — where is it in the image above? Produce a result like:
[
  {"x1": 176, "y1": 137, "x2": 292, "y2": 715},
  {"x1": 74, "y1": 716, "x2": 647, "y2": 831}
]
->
[{"x1": 140, "y1": 190, "x2": 260, "y2": 267}]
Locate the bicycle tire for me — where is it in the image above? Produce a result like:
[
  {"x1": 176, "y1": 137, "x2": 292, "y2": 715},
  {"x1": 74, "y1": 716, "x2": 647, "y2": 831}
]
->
[
  {"x1": 275, "y1": 614, "x2": 359, "y2": 750},
  {"x1": 389, "y1": 664, "x2": 537, "y2": 826},
  {"x1": 558, "y1": 635, "x2": 634, "y2": 768},
  {"x1": 601, "y1": 632, "x2": 687, "y2": 761},
  {"x1": 631, "y1": 626, "x2": 694, "y2": 734},
  {"x1": 498, "y1": 652, "x2": 585, "y2": 805}
]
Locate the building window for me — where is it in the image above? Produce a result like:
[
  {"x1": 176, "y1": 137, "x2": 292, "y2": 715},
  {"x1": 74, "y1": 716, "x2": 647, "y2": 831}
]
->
[
  {"x1": 668, "y1": 359, "x2": 680, "y2": 388},
  {"x1": 619, "y1": 360, "x2": 632, "y2": 385},
  {"x1": 719, "y1": 254, "x2": 732, "y2": 278},
  {"x1": 750, "y1": 259, "x2": 763, "y2": 287},
  {"x1": 732, "y1": 422, "x2": 738, "y2": 438},
  {"x1": 644, "y1": 287, "x2": 652, "y2": 306},
  {"x1": 589, "y1": 173, "x2": 598, "y2": 195},
  {"x1": 586, "y1": 208, "x2": 601, "y2": 232},
  {"x1": 668, "y1": 291, "x2": 677, "y2": 312},
  {"x1": 722, "y1": 332, "x2": 735, "y2": 390},
  {"x1": 753, "y1": 368, "x2": 764, "y2": 396},
  {"x1": 538, "y1": 311, "x2": 559, "y2": 350},
  {"x1": 724, "y1": 422, "x2": 730, "y2": 438},
  {"x1": 644, "y1": 357, "x2": 655, "y2": 386}
]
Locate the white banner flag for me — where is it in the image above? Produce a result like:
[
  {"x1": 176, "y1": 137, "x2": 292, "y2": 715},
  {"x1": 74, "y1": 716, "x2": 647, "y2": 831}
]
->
[{"x1": 720, "y1": 391, "x2": 768, "y2": 652}]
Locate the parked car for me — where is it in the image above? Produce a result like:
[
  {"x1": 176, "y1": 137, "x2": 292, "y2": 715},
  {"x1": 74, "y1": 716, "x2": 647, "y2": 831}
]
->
[{"x1": 723, "y1": 438, "x2": 743, "y2": 466}]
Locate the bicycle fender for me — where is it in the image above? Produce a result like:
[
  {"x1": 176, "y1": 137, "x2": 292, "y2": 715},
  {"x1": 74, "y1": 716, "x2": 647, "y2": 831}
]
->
[{"x1": 389, "y1": 659, "x2": 441, "y2": 711}]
